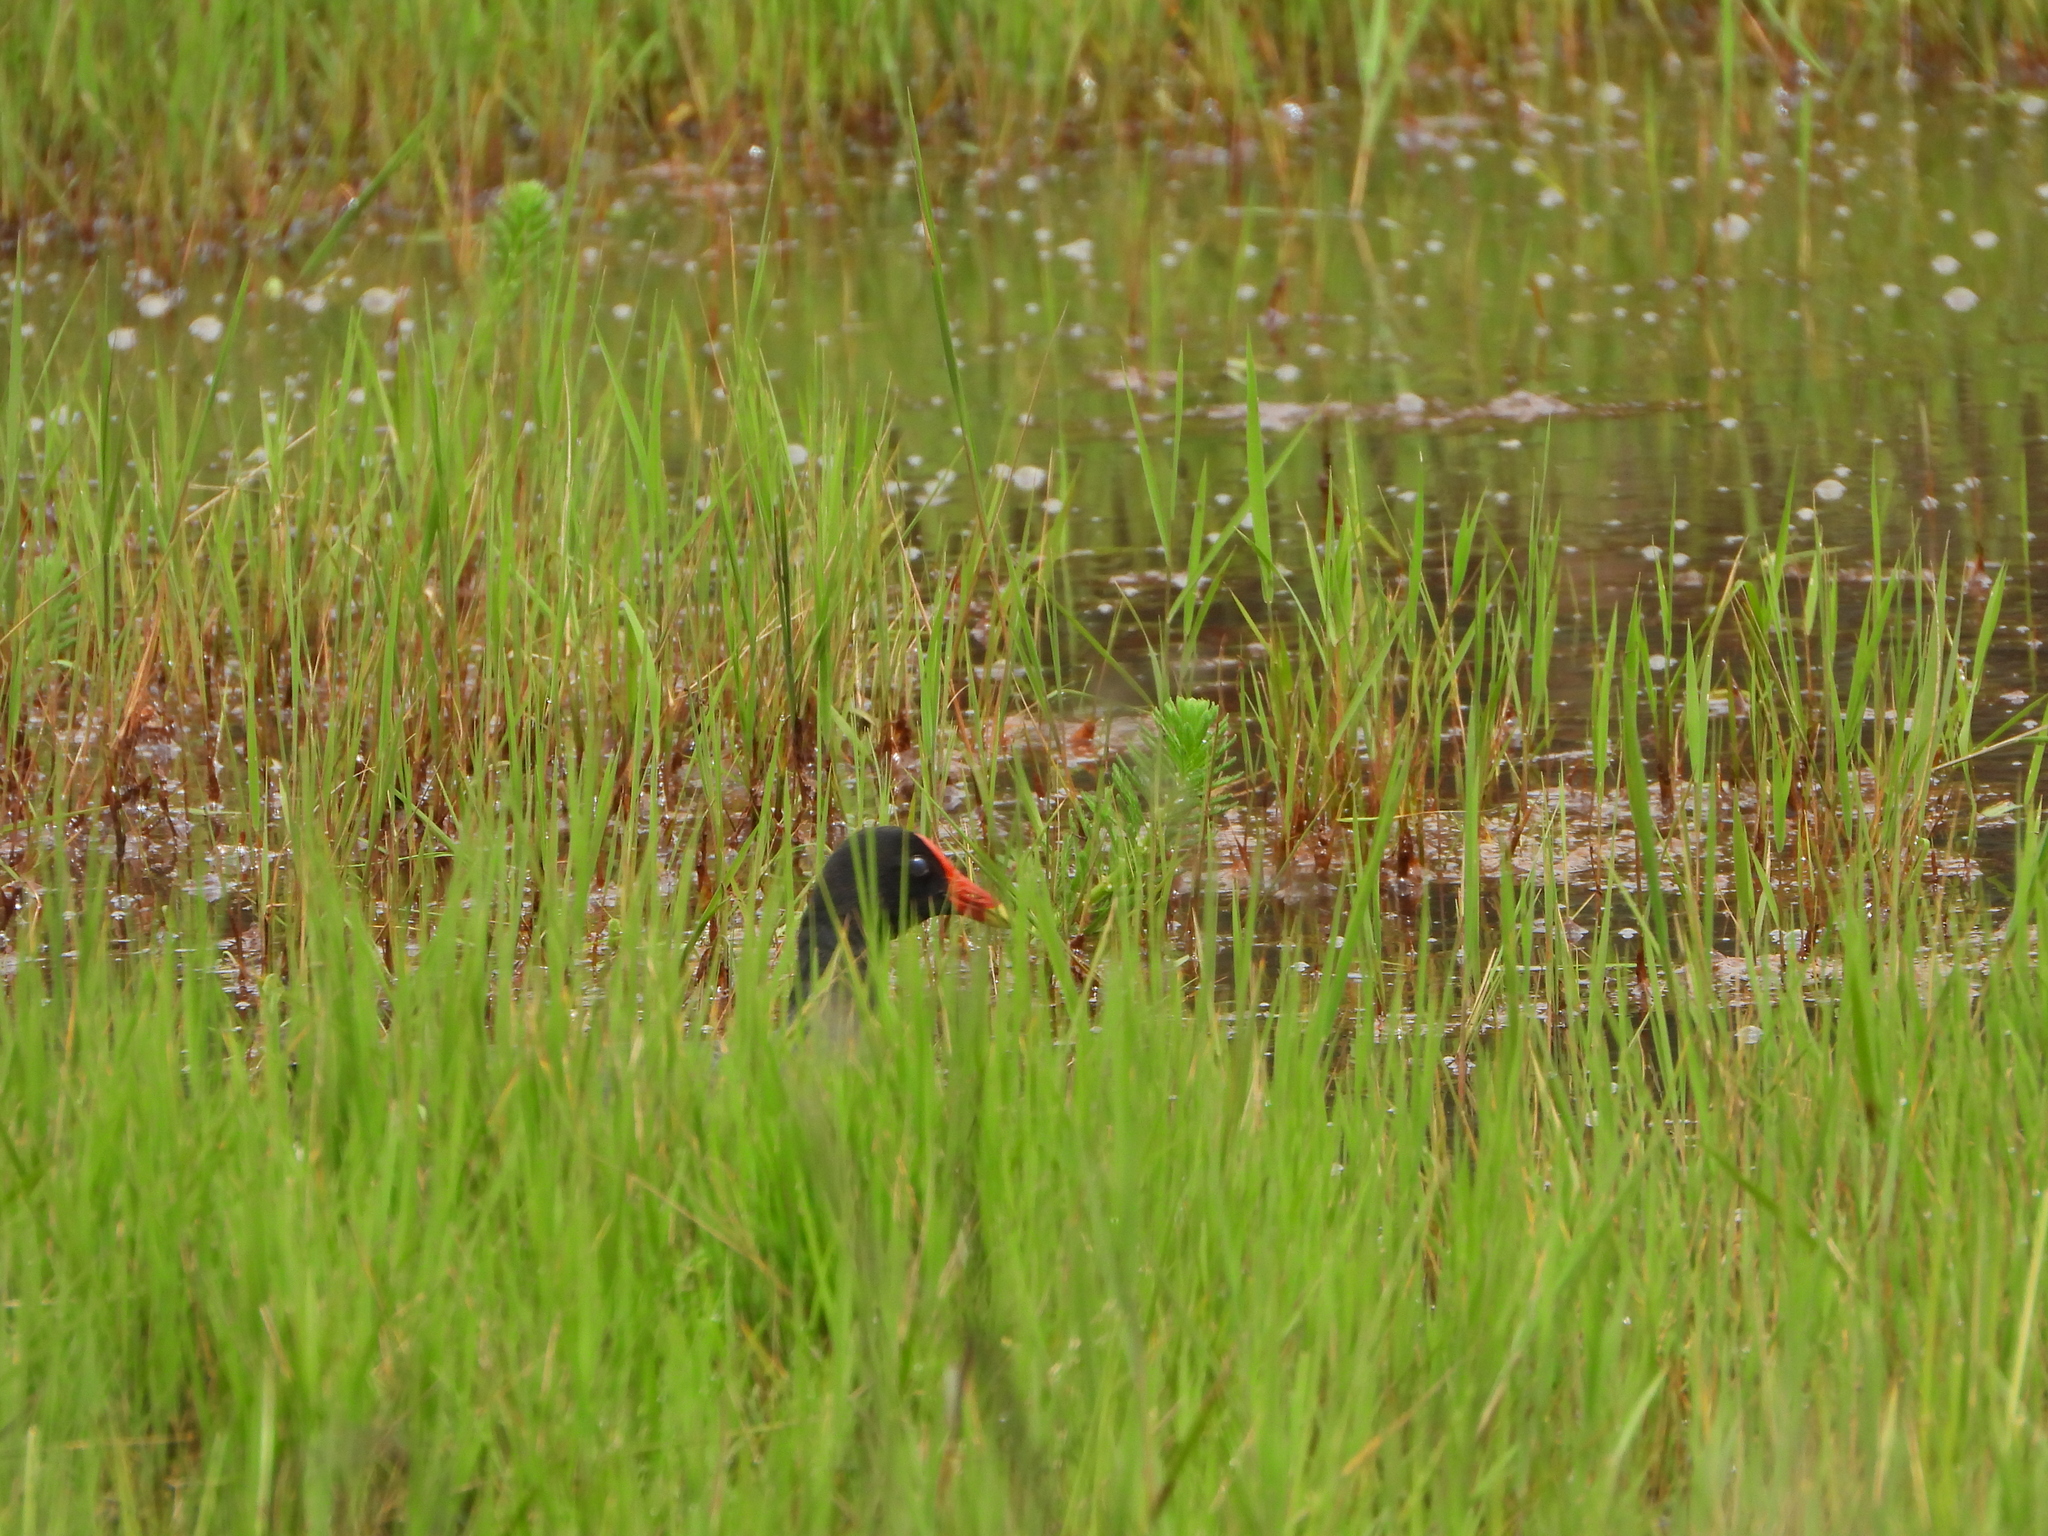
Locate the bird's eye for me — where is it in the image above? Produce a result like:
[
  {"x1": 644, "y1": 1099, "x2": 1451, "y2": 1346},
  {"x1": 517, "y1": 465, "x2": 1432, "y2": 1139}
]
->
[{"x1": 908, "y1": 856, "x2": 931, "y2": 879}]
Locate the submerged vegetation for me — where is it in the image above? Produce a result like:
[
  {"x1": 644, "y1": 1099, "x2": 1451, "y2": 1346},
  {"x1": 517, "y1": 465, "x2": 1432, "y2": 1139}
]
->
[{"x1": 4, "y1": 6, "x2": 2048, "y2": 1530}]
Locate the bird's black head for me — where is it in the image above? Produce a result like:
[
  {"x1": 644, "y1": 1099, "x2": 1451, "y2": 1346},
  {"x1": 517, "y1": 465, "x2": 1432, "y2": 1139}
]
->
[{"x1": 790, "y1": 826, "x2": 1003, "y2": 1004}]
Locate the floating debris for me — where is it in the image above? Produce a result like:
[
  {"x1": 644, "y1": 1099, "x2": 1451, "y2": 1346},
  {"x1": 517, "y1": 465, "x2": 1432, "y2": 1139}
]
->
[
  {"x1": 1097, "y1": 368, "x2": 1179, "y2": 399},
  {"x1": 1198, "y1": 389, "x2": 1693, "y2": 435}
]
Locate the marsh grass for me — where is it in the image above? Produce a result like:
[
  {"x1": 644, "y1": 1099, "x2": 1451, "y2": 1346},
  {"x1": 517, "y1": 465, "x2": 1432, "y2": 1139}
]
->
[
  {"x1": 4, "y1": 175, "x2": 2048, "y2": 1524},
  {"x1": 5, "y1": 42, "x2": 2048, "y2": 1523},
  {"x1": 3, "y1": 753, "x2": 2048, "y2": 1530},
  {"x1": 8, "y1": 0, "x2": 2048, "y2": 228}
]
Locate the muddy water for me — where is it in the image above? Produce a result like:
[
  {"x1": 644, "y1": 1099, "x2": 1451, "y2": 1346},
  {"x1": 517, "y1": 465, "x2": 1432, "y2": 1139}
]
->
[
  {"x1": 28, "y1": 81, "x2": 2041, "y2": 741},
  {"x1": 14, "y1": 77, "x2": 2048, "y2": 592},
  {"x1": 7, "y1": 71, "x2": 2048, "y2": 1012}
]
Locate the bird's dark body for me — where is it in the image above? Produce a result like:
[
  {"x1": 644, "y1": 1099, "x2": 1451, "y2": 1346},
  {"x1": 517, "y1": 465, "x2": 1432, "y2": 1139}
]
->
[{"x1": 789, "y1": 826, "x2": 999, "y2": 1009}]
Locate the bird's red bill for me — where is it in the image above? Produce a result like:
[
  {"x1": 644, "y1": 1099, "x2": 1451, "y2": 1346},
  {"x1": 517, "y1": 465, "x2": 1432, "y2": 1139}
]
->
[
  {"x1": 926, "y1": 842, "x2": 1006, "y2": 924},
  {"x1": 946, "y1": 871, "x2": 1005, "y2": 923}
]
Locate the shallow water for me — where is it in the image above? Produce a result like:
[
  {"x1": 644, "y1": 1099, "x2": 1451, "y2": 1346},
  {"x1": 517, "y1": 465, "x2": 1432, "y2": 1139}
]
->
[
  {"x1": 6, "y1": 69, "x2": 2048, "y2": 1017},
  {"x1": 15, "y1": 74, "x2": 2048, "y2": 595}
]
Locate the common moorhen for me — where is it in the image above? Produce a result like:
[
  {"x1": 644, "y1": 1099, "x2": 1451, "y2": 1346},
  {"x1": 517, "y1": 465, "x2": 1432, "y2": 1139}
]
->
[{"x1": 790, "y1": 826, "x2": 1006, "y2": 1009}]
